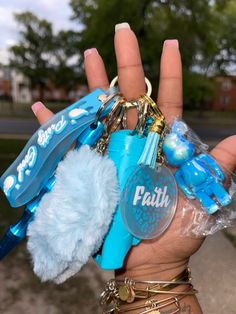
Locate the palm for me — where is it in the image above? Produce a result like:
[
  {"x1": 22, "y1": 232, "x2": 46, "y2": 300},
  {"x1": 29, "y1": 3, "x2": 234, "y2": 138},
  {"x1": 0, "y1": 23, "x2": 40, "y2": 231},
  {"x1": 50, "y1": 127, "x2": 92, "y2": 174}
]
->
[{"x1": 122, "y1": 196, "x2": 203, "y2": 271}]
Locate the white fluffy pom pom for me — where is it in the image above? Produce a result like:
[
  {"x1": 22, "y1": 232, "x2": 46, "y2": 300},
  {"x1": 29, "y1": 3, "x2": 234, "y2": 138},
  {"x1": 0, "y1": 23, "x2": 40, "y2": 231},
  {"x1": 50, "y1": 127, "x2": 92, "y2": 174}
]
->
[{"x1": 27, "y1": 145, "x2": 119, "y2": 283}]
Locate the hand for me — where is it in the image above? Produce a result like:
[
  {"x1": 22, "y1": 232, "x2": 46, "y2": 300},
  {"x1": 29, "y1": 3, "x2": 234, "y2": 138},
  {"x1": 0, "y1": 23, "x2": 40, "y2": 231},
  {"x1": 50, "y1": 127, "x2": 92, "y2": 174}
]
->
[{"x1": 32, "y1": 23, "x2": 236, "y2": 312}]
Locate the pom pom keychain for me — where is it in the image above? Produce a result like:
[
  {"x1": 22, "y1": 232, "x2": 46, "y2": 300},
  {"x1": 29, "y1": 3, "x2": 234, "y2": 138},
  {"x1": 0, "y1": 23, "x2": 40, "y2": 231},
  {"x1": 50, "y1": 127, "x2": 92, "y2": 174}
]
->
[
  {"x1": 27, "y1": 146, "x2": 119, "y2": 283},
  {"x1": 26, "y1": 94, "x2": 126, "y2": 283}
]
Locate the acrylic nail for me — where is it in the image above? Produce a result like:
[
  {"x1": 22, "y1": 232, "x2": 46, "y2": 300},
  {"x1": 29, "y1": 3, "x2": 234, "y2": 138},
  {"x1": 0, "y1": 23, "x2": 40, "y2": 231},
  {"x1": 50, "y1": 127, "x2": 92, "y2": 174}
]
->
[
  {"x1": 115, "y1": 22, "x2": 131, "y2": 32},
  {"x1": 163, "y1": 39, "x2": 179, "y2": 49},
  {"x1": 31, "y1": 101, "x2": 45, "y2": 116},
  {"x1": 84, "y1": 48, "x2": 98, "y2": 58}
]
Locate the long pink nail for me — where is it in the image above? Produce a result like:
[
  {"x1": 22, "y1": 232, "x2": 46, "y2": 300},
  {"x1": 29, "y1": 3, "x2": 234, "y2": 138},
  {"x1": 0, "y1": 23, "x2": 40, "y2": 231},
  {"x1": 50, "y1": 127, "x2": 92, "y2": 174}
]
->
[
  {"x1": 84, "y1": 48, "x2": 98, "y2": 58},
  {"x1": 164, "y1": 39, "x2": 179, "y2": 49},
  {"x1": 31, "y1": 101, "x2": 45, "y2": 115}
]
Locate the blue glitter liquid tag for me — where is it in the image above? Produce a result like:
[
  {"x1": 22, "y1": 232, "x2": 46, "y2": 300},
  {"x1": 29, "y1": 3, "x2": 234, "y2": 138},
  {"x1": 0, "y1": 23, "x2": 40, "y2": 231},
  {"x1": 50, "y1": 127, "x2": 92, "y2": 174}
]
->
[{"x1": 120, "y1": 165, "x2": 178, "y2": 239}]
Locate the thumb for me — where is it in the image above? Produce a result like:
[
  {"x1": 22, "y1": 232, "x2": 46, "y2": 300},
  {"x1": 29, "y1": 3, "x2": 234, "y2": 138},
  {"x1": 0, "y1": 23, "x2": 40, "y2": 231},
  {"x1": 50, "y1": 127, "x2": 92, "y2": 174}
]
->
[
  {"x1": 211, "y1": 135, "x2": 236, "y2": 172},
  {"x1": 31, "y1": 101, "x2": 54, "y2": 125}
]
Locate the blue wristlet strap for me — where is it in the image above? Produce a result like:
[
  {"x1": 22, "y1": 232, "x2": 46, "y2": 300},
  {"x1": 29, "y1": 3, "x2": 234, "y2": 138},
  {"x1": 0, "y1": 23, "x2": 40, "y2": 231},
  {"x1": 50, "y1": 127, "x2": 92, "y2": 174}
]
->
[{"x1": 0, "y1": 88, "x2": 116, "y2": 207}]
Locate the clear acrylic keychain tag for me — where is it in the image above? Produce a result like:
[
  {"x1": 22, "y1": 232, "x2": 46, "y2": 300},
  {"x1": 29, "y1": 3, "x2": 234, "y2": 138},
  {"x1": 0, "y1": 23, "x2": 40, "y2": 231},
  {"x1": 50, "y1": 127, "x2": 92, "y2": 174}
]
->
[
  {"x1": 120, "y1": 93, "x2": 178, "y2": 240},
  {"x1": 120, "y1": 164, "x2": 177, "y2": 239}
]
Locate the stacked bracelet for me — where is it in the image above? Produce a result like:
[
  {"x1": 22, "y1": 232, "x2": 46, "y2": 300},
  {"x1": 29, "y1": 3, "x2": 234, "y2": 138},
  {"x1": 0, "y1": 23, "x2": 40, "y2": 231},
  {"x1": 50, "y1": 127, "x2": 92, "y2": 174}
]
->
[{"x1": 100, "y1": 268, "x2": 197, "y2": 314}]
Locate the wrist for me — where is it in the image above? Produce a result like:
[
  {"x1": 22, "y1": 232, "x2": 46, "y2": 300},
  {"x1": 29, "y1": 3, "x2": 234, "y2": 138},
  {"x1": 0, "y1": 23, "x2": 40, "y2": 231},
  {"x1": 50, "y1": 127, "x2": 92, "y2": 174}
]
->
[{"x1": 115, "y1": 259, "x2": 189, "y2": 282}]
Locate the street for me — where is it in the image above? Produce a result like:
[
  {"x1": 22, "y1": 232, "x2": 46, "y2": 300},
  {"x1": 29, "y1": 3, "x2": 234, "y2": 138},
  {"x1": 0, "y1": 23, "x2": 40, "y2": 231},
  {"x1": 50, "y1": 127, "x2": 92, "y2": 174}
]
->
[{"x1": 0, "y1": 118, "x2": 236, "y2": 142}]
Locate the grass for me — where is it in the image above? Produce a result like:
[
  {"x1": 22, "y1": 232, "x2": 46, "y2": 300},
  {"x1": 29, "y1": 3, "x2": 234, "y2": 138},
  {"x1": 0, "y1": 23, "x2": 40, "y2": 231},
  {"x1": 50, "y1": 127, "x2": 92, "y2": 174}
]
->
[
  {"x1": 0, "y1": 138, "x2": 27, "y2": 155},
  {"x1": 0, "y1": 139, "x2": 27, "y2": 235}
]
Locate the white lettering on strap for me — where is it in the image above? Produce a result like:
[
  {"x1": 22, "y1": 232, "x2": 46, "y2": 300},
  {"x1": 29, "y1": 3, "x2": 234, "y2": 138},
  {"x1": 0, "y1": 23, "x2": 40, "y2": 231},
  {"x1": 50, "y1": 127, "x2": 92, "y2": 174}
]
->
[
  {"x1": 17, "y1": 146, "x2": 37, "y2": 183},
  {"x1": 37, "y1": 115, "x2": 68, "y2": 148}
]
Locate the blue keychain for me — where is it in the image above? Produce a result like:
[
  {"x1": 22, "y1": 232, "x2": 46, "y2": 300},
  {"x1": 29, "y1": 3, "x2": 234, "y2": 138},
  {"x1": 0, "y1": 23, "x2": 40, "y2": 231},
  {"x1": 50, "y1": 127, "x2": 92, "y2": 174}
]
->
[
  {"x1": 0, "y1": 88, "x2": 118, "y2": 208},
  {"x1": 0, "y1": 88, "x2": 119, "y2": 261},
  {"x1": 26, "y1": 96, "x2": 124, "y2": 283},
  {"x1": 95, "y1": 90, "x2": 178, "y2": 270},
  {"x1": 95, "y1": 129, "x2": 147, "y2": 269},
  {"x1": 163, "y1": 119, "x2": 232, "y2": 214}
]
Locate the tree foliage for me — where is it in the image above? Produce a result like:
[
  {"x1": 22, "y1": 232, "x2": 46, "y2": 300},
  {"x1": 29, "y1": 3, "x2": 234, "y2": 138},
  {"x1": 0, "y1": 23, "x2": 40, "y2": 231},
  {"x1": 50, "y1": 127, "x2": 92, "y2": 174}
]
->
[
  {"x1": 70, "y1": 0, "x2": 236, "y2": 108},
  {"x1": 10, "y1": 12, "x2": 54, "y2": 92},
  {"x1": 10, "y1": 12, "x2": 80, "y2": 98},
  {"x1": 9, "y1": 1, "x2": 236, "y2": 108}
]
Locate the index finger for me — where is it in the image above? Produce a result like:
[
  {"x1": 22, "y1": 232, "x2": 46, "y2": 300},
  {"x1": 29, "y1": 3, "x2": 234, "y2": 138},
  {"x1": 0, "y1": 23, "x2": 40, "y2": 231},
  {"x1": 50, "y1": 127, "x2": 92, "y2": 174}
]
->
[{"x1": 157, "y1": 40, "x2": 183, "y2": 122}]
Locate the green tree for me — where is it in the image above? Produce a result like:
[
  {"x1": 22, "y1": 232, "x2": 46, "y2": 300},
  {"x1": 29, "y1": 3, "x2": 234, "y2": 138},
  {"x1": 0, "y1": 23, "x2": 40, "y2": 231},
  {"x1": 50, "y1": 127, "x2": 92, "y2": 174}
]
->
[
  {"x1": 10, "y1": 12, "x2": 81, "y2": 100},
  {"x1": 10, "y1": 12, "x2": 54, "y2": 99},
  {"x1": 51, "y1": 30, "x2": 81, "y2": 93},
  {"x1": 213, "y1": 0, "x2": 236, "y2": 74},
  {"x1": 69, "y1": 0, "x2": 235, "y2": 109}
]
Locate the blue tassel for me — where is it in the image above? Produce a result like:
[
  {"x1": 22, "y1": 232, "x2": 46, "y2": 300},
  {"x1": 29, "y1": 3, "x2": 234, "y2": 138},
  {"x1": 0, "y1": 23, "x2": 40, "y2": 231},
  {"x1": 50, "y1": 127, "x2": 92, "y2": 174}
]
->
[{"x1": 138, "y1": 132, "x2": 161, "y2": 168}]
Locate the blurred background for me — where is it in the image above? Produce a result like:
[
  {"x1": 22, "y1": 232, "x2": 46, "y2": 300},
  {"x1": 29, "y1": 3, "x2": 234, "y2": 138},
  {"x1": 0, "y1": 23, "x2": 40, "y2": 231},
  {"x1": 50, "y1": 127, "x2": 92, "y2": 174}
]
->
[{"x1": 0, "y1": 0, "x2": 236, "y2": 313}]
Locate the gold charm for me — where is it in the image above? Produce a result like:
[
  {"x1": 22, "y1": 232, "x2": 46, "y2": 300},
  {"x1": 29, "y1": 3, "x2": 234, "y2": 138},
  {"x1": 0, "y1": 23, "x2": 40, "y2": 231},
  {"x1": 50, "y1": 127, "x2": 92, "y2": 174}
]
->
[{"x1": 118, "y1": 284, "x2": 130, "y2": 301}]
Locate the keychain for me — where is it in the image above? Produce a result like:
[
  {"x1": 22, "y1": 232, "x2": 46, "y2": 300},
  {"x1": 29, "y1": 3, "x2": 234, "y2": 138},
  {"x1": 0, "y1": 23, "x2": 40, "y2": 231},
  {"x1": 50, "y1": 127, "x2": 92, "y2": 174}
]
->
[
  {"x1": 120, "y1": 95, "x2": 178, "y2": 240},
  {"x1": 26, "y1": 93, "x2": 129, "y2": 283},
  {"x1": 0, "y1": 87, "x2": 120, "y2": 261},
  {"x1": 163, "y1": 119, "x2": 232, "y2": 214},
  {"x1": 95, "y1": 78, "x2": 178, "y2": 270}
]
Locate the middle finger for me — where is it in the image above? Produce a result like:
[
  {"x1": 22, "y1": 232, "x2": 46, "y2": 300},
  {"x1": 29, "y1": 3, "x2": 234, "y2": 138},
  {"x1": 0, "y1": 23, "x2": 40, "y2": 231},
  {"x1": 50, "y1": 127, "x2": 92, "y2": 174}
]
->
[{"x1": 114, "y1": 23, "x2": 146, "y2": 128}]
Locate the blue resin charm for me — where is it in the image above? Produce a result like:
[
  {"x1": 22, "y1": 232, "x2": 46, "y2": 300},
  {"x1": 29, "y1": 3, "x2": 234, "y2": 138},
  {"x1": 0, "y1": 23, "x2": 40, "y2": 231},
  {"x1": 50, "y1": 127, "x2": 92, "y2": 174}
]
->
[{"x1": 163, "y1": 120, "x2": 232, "y2": 214}]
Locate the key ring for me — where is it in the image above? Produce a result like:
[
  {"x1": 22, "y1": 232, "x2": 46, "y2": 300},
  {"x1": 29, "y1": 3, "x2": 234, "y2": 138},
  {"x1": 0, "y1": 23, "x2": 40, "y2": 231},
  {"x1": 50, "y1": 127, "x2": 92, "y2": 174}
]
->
[
  {"x1": 110, "y1": 76, "x2": 152, "y2": 135},
  {"x1": 94, "y1": 91, "x2": 121, "y2": 125},
  {"x1": 110, "y1": 76, "x2": 152, "y2": 97}
]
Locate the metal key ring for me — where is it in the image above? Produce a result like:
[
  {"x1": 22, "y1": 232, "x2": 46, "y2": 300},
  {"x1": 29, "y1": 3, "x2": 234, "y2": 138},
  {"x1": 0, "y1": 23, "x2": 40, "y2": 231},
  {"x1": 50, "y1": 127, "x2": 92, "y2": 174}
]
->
[
  {"x1": 110, "y1": 76, "x2": 152, "y2": 97},
  {"x1": 94, "y1": 92, "x2": 121, "y2": 125}
]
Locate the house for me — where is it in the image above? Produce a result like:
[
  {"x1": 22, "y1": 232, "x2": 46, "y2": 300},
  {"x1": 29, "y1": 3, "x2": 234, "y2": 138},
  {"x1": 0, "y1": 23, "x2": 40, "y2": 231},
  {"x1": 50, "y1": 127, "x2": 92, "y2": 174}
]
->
[
  {"x1": 212, "y1": 76, "x2": 236, "y2": 111},
  {"x1": 0, "y1": 65, "x2": 88, "y2": 104},
  {"x1": 0, "y1": 65, "x2": 11, "y2": 99},
  {"x1": 11, "y1": 70, "x2": 32, "y2": 103}
]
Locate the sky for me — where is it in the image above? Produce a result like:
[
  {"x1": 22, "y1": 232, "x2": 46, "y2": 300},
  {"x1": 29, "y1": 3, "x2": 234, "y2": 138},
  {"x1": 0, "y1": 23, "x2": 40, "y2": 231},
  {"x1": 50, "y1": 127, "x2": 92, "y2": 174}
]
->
[{"x1": 0, "y1": 0, "x2": 78, "y2": 64}]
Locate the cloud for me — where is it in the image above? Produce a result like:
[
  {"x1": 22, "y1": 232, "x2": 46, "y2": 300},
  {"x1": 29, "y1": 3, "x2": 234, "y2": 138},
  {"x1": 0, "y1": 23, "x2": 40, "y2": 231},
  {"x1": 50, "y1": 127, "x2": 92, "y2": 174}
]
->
[
  {"x1": 0, "y1": 0, "x2": 80, "y2": 63},
  {"x1": 0, "y1": 48, "x2": 10, "y2": 65}
]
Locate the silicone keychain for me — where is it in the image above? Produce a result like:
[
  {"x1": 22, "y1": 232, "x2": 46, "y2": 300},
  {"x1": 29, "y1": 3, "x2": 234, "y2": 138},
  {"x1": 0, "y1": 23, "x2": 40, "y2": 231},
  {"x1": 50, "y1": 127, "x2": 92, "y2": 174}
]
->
[{"x1": 0, "y1": 88, "x2": 118, "y2": 208}]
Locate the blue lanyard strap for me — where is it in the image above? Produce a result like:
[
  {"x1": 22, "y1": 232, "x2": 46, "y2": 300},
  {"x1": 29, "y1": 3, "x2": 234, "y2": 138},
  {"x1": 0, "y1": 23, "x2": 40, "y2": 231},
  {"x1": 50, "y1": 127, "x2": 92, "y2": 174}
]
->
[{"x1": 0, "y1": 88, "x2": 117, "y2": 208}]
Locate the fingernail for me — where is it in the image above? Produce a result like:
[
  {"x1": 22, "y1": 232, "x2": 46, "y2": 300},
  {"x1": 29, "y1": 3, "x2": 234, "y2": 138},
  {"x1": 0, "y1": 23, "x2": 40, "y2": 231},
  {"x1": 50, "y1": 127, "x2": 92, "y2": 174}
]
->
[
  {"x1": 115, "y1": 22, "x2": 130, "y2": 32},
  {"x1": 31, "y1": 101, "x2": 45, "y2": 115},
  {"x1": 84, "y1": 48, "x2": 98, "y2": 58},
  {"x1": 164, "y1": 39, "x2": 179, "y2": 49}
]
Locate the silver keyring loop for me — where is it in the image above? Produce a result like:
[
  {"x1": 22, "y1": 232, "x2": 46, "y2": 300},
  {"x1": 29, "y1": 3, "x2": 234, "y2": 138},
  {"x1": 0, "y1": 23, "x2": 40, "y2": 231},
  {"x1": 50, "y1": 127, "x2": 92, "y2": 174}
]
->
[
  {"x1": 94, "y1": 92, "x2": 120, "y2": 124},
  {"x1": 110, "y1": 76, "x2": 152, "y2": 97}
]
